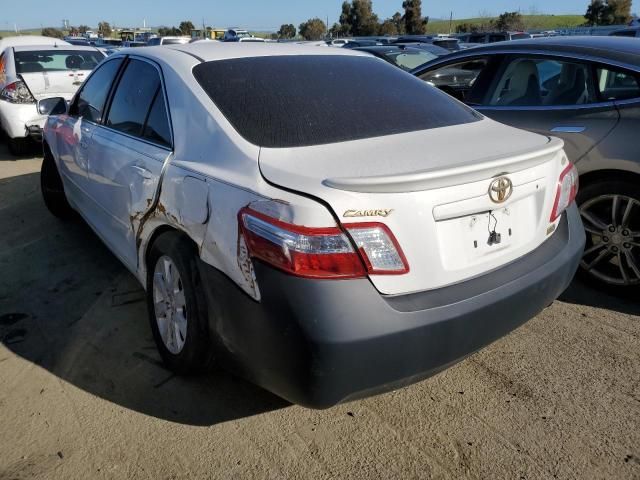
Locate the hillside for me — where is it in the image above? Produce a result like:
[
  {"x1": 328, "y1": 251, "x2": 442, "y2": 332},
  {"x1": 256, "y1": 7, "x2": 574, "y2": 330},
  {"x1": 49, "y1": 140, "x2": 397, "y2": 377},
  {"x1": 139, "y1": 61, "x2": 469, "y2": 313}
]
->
[{"x1": 425, "y1": 14, "x2": 585, "y2": 34}]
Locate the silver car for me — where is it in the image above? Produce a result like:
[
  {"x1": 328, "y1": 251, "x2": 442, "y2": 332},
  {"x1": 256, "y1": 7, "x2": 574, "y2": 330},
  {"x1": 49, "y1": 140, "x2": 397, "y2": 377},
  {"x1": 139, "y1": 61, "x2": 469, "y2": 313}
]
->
[{"x1": 413, "y1": 36, "x2": 640, "y2": 289}]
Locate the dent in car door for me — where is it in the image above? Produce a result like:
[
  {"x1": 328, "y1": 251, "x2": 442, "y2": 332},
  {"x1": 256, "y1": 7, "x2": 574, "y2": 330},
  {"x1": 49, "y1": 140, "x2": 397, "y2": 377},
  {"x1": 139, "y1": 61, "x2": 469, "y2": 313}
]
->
[
  {"x1": 473, "y1": 55, "x2": 619, "y2": 163},
  {"x1": 84, "y1": 58, "x2": 173, "y2": 270}
]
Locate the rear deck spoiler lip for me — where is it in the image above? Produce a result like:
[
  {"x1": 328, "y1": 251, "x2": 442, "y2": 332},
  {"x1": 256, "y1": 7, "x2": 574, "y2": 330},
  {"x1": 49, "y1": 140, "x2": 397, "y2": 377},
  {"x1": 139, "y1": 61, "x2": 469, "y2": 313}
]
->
[{"x1": 322, "y1": 136, "x2": 564, "y2": 194}]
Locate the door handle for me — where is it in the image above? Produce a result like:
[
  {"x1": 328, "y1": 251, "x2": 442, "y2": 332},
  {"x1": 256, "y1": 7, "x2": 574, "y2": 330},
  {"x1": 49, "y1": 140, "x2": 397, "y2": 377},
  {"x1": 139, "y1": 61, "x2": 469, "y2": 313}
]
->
[
  {"x1": 550, "y1": 126, "x2": 586, "y2": 133},
  {"x1": 131, "y1": 165, "x2": 152, "y2": 179}
]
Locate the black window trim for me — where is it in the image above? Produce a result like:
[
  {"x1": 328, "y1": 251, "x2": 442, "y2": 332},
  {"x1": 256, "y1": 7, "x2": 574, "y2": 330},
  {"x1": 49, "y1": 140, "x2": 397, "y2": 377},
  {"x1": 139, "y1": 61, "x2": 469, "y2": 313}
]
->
[{"x1": 99, "y1": 55, "x2": 174, "y2": 151}]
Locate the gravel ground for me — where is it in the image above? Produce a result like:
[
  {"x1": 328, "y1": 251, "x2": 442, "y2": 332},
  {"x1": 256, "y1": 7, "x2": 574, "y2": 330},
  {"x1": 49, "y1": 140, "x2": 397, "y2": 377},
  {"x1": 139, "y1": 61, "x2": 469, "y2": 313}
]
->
[{"x1": 0, "y1": 146, "x2": 638, "y2": 480}]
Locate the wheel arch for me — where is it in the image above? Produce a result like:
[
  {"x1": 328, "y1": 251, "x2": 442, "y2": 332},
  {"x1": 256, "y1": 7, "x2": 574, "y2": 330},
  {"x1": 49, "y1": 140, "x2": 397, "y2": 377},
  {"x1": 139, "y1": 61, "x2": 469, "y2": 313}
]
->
[
  {"x1": 578, "y1": 169, "x2": 640, "y2": 189},
  {"x1": 141, "y1": 223, "x2": 198, "y2": 272}
]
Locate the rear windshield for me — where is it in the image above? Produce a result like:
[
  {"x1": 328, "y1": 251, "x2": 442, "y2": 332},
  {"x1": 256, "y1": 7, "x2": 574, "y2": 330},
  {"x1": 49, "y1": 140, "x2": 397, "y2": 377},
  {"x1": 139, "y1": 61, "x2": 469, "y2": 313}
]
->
[
  {"x1": 15, "y1": 50, "x2": 103, "y2": 73},
  {"x1": 384, "y1": 50, "x2": 438, "y2": 71},
  {"x1": 193, "y1": 55, "x2": 481, "y2": 148}
]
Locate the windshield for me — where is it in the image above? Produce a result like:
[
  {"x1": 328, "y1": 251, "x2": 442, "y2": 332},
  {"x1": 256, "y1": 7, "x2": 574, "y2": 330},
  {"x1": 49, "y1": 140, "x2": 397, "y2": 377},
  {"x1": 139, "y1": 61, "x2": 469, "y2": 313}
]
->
[
  {"x1": 193, "y1": 55, "x2": 481, "y2": 148},
  {"x1": 14, "y1": 50, "x2": 104, "y2": 73},
  {"x1": 384, "y1": 50, "x2": 438, "y2": 71}
]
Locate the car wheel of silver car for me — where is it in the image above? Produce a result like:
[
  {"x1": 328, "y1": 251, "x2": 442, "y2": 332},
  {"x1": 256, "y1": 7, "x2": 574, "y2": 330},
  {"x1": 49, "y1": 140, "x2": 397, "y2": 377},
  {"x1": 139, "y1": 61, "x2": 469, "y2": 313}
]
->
[
  {"x1": 146, "y1": 231, "x2": 213, "y2": 373},
  {"x1": 41, "y1": 146, "x2": 74, "y2": 219},
  {"x1": 577, "y1": 179, "x2": 640, "y2": 288}
]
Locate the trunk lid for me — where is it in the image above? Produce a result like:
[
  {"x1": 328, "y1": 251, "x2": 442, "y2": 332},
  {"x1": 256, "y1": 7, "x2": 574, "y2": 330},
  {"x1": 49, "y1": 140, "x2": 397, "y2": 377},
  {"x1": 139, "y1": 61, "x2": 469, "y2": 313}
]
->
[
  {"x1": 259, "y1": 118, "x2": 567, "y2": 295},
  {"x1": 20, "y1": 70, "x2": 89, "y2": 100}
]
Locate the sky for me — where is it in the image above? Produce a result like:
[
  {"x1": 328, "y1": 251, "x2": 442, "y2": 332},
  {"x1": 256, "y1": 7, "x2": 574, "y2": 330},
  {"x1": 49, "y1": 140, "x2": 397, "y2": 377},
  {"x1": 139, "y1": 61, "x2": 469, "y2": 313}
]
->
[{"x1": 1, "y1": 0, "x2": 615, "y2": 32}]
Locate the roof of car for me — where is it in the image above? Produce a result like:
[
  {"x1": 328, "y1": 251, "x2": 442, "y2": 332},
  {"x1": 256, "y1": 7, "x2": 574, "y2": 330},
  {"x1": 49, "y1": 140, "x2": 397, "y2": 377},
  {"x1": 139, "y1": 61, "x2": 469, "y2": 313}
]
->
[
  {"x1": 164, "y1": 42, "x2": 368, "y2": 62},
  {"x1": 437, "y1": 36, "x2": 640, "y2": 68},
  {"x1": 13, "y1": 45, "x2": 102, "y2": 53},
  {"x1": 0, "y1": 36, "x2": 71, "y2": 51}
]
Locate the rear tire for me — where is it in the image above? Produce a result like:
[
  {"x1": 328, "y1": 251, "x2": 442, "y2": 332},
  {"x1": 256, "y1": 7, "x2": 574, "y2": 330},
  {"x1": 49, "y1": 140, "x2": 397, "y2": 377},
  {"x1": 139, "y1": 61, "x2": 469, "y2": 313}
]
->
[
  {"x1": 146, "y1": 232, "x2": 213, "y2": 374},
  {"x1": 8, "y1": 137, "x2": 31, "y2": 156},
  {"x1": 576, "y1": 178, "x2": 640, "y2": 291},
  {"x1": 41, "y1": 149, "x2": 74, "y2": 219}
]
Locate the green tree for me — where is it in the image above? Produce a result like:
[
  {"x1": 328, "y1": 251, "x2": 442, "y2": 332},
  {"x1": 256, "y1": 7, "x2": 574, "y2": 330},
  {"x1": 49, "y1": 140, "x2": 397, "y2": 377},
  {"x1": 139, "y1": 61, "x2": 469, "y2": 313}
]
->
[
  {"x1": 77, "y1": 25, "x2": 90, "y2": 34},
  {"x1": 584, "y1": 0, "x2": 632, "y2": 25},
  {"x1": 158, "y1": 26, "x2": 182, "y2": 36},
  {"x1": 456, "y1": 23, "x2": 479, "y2": 33},
  {"x1": 41, "y1": 27, "x2": 64, "y2": 39},
  {"x1": 607, "y1": 0, "x2": 633, "y2": 24},
  {"x1": 338, "y1": 1, "x2": 353, "y2": 36},
  {"x1": 378, "y1": 19, "x2": 399, "y2": 36},
  {"x1": 349, "y1": 0, "x2": 380, "y2": 36},
  {"x1": 402, "y1": 0, "x2": 428, "y2": 35},
  {"x1": 97, "y1": 21, "x2": 112, "y2": 38},
  {"x1": 299, "y1": 18, "x2": 327, "y2": 40},
  {"x1": 391, "y1": 12, "x2": 406, "y2": 34},
  {"x1": 277, "y1": 23, "x2": 297, "y2": 38},
  {"x1": 179, "y1": 21, "x2": 195, "y2": 36},
  {"x1": 493, "y1": 11, "x2": 525, "y2": 31}
]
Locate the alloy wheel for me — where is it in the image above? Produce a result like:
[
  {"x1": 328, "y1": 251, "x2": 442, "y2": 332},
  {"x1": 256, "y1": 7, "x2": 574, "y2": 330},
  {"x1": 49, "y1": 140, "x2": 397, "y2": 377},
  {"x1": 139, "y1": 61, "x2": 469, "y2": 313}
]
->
[
  {"x1": 579, "y1": 194, "x2": 640, "y2": 286},
  {"x1": 152, "y1": 255, "x2": 188, "y2": 354}
]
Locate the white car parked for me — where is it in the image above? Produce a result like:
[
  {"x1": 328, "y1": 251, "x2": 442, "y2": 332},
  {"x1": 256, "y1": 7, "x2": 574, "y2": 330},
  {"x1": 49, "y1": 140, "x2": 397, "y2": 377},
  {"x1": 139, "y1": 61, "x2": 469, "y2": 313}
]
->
[
  {"x1": 147, "y1": 36, "x2": 191, "y2": 46},
  {"x1": 0, "y1": 37, "x2": 105, "y2": 155},
  {"x1": 39, "y1": 43, "x2": 584, "y2": 408}
]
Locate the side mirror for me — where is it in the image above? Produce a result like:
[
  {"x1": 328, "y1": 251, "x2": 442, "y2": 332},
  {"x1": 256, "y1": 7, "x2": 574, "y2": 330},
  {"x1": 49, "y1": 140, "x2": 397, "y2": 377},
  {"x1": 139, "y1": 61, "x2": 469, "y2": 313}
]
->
[{"x1": 37, "y1": 97, "x2": 67, "y2": 116}]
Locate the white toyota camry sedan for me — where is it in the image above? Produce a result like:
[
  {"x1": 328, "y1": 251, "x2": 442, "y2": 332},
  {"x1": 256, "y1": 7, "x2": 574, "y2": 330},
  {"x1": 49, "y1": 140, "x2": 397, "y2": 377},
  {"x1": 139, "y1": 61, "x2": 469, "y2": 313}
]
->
[{"x1": 39, "y1": 43, "x2": 584, "y2": 408}]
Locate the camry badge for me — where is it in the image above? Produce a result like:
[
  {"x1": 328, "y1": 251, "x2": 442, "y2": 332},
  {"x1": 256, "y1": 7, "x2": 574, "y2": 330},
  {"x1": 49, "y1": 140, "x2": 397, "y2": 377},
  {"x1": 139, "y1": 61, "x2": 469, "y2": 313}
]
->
[
  {"x1": 343, "y1": 209, "x2": 393, "y2": 218},
  {"x1": 488, "y1": 176, "x2": 513, "y2": 204}
]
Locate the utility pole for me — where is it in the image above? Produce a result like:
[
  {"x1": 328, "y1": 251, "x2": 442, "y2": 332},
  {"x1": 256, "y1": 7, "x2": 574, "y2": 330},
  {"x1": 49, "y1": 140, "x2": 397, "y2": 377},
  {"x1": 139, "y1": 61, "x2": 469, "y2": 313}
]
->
[{"x1": 449, "y1": 11, "x2": 453, "y2": 34}]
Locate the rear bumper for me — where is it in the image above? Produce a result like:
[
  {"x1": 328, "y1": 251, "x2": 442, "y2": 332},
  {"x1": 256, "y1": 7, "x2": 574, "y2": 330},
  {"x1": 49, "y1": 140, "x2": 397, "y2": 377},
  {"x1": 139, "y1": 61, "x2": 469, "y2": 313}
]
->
[
  {"x1": 198, "y1": 204, "x2": 584, "y2": 408},
  {"x1": 0, "y1": 100, "x2": 44, "y2": 140}
]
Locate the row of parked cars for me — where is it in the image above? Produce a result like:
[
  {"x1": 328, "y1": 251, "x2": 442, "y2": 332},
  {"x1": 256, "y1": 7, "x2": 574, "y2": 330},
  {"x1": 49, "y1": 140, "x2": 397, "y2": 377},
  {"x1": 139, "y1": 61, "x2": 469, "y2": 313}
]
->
[{"x1": 0, "y1": 33, "x2": 637, "y2": 408}]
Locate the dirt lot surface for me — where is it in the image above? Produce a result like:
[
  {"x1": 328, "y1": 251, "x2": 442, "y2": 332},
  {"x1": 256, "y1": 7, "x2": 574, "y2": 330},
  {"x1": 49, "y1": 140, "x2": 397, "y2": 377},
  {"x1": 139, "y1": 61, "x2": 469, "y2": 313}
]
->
[{"x1": 0, "y1": 145, "x2": 638, "y2": 480}]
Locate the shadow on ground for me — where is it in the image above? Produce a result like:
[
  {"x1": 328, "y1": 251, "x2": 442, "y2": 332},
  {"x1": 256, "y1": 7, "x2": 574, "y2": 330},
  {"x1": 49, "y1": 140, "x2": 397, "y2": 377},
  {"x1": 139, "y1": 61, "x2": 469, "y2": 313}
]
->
[
  {"x1": 0, "y1": 163, "x2": 287, "y2": 427},
  {"x1": 559, "y1": 278, "x2": 640, "y2": 317}
]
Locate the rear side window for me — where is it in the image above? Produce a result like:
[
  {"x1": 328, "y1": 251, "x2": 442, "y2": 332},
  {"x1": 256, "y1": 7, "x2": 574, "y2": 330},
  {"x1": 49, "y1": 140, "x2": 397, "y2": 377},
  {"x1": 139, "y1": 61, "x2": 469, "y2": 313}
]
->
[
  {"x1": 597, "y1": 66, "x2": 640, "y2": 101},
  {"x1": 71, "y1": 57, "x2": 123, "y2": 123},
  {"x1": 193, "y1": 55, "x2": 481, "y2": 148},
  {"x1": 106, "y1": 59, "x2": 160, "y2": 136}
]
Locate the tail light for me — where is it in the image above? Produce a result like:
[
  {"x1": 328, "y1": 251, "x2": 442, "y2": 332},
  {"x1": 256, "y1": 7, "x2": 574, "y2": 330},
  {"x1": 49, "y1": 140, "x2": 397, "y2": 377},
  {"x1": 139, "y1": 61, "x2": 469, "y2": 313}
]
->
[
  {"x1": 0, "y1": 80, "x2": 36, "y2": 104},
  {"x1": 344, "y1": 223, "x2": 409, "y2": 274},
  {"x1": 550, "y1": 163, "x2": 579, "y2": 222},
  {"x1": 238, "y1": 208, "x2": 409, "y2": 279}
]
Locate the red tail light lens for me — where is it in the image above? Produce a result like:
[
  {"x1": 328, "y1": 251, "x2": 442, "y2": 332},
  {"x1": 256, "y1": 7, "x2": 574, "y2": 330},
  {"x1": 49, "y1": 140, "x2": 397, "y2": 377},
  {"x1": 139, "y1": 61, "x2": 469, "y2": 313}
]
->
[
  {"x1": 238, "y1": 208, "x2": 366, "y2": 279},
  {"x1": 238, "y1": 209, "x2": 410, "y2": 279},
  {"x1": 550, "y1": 163, "x2": 579, "y2": 222}
]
